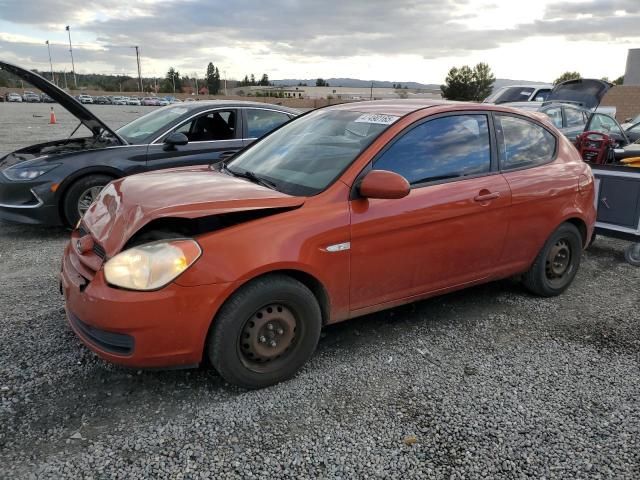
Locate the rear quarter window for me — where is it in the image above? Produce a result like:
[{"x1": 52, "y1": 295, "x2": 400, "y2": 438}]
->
[{"x1": 496, "y1": 115, "x2": 556, "y2": 170}]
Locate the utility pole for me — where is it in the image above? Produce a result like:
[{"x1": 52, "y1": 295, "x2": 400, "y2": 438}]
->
[
  {"x1": 172, "y1": 73, "x2": 176, "y2": 93},
  {"x1": 65, "y1": 26, "x2": 77, "y2": 89},
  {"x1": 45, "y1": 40, "x2": 55, "y2": 85},
  {"x1": 224, "y1": 70, "x2": 227, "y2": 96},
  {"x1": 134, "y1": 46, "x2": 142, "y2": 93},
  {"x1": 370, "y1": 81, "x2": 373, "y2": 100}
]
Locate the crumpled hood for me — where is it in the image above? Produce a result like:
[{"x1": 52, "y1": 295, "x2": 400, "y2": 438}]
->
[{"x1": 83, "y1": 166, "x2": 305, "y2": 256}]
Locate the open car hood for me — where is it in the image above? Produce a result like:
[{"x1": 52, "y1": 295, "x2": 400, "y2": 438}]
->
[
  {"x1": 544, "y1": 79, "x2": 612, "y2": 110},
  {"x1": 0, "y1": 60, "x2": 126, "y2": 143},
  {"x1": 83, "y1": 166, "x2": 306, "y2": 256}
]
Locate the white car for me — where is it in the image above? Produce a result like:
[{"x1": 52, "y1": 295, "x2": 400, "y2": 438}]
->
[
  {"x1": 157, "y1": 98, "x2": 170, "y2": 106},
  {"x1": 78, "y1": 94, "x2": 93, "y2": 104},
  {"x1": 127, "y1": 97, "x2": 141, "y2": 106},
  {"x1": 484, "y1": 84, "x2": 553, "y2": 104},
  {"x1": 112, "y1": 96, "x2": 128, "y2": 105},
  {"x1": 5, "y1": 92, "x2": 22, "y2": 102}
]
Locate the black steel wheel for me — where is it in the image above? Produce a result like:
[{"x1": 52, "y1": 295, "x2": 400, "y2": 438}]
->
[
  {"x1": 522, "y1": 223, "x2": 583, "y2": 297},
  {"x1": 208, "y1": 274, "x2": 321, "y2": 389}
]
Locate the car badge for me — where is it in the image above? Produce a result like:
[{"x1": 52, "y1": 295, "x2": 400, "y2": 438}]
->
[{"x1": 76, "y1": 235, "x2": 94, "y2": 254}]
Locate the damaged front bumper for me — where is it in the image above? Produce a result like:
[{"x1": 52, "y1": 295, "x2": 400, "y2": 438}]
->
[{"x1": 0, "y1": 175, "x2": 62, "y2": 225}]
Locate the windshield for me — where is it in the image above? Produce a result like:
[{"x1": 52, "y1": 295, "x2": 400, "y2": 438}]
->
[
  {"x1": 227, "y1": 109, "x2": 397, "y2": 196},
  {"x1": 490, "y1": 87, "x2": 535, "y2": 104},
  {"x1": 116, "y1": 106, "x2": 189, "y2": 143}
]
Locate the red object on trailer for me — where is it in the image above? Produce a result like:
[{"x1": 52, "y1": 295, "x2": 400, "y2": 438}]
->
[{"x1": 575, "y1": 131, "x2": 615, "y2": 165}]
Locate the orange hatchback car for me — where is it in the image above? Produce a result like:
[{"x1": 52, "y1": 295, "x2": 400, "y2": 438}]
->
[{"x1": 61, "y1": 100, "x2": 596, "y2": 388}]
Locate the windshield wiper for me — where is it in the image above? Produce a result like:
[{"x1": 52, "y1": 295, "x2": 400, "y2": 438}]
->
[{"x1": 221, "y1": 164, "x2": 277, "y2": 190}]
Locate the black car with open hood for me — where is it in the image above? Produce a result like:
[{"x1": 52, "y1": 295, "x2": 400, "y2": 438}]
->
[
  {"x1": 543, "y1": 78, "x2": 612, "y2": 110},
  {"x1": 0, "y1": 61, "x2": 299, "y2": 226}
]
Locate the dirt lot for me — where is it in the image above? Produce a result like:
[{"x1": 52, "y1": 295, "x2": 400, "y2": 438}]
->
[{"x1": 1, "y1": 102, "x2": 639, "y2": 478}]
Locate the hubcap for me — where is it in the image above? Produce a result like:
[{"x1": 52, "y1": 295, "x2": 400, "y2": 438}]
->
[
  {"x1": 77, "y1": 186, "x2": 104, "y2": 217},
  {"x1": 545, "y1": 239, "x2": 572, "y2": 285},
  {"x1": 240, "y1": 304, "x2": 297, "y2": 365}
]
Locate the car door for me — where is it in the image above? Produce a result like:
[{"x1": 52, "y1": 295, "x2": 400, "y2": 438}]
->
[
  {"x1": 626, "y1": 123, "x2": 640, "y2": 143},
  {"x1": 562, "y1": 106, "x2": 589, "y2": 140},
  {"x1": 145, "y1": 108, "x2": 244, "y2": 170},
  {"x1": 585, "y1": 112, "x2": 630, "y2": 147},
  {"x1": 349, "y1": 113, "x2": 512, "y2": 312},
  {"x1": 242, "y1": 108, "x2": 294, "y2": 147},
  {"x1": 494, "y1": 114, "x2": 570, "y2": 269}
]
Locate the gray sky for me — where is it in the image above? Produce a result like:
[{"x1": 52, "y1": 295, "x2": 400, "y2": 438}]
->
[{"x1": 0, "y1": 0, "x2": 638, "y2": 83}]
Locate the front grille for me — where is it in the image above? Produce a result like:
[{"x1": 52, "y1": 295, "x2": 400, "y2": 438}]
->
[
  {"x1": 93, "y1": 243, "x2": 106, "y2": 259},
  {"x1": 68, "y1": 311, "x2": 134, "y2": 356},
  {"x1": 67, "y1": 228, "x2": 105, "y2": 283}
]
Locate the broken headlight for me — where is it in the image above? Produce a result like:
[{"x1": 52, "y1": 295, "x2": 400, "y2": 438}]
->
[{"x1": 104, "y1": 240, "x2": 202, "y2": 291}]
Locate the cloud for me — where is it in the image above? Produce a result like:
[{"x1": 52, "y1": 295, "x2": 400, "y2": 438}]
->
[{"x1": 0, "y1": 0, "x2": 638, "y2": 77}]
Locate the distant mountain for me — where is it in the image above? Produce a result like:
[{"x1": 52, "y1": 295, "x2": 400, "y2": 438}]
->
[
  {"x1": 271, "y1": 78, "x2": 438, "y2": 89},
  {"x1": 271, "y1": 77, "x2": 550, "y2": 91}
]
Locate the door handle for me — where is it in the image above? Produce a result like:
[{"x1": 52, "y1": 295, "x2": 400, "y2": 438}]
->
[{"x1": 474, "y1": 191, "x2": 500, "y2": 202}]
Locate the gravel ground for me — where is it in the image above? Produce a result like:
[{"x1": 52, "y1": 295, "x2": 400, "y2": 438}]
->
[
  {"x1": 1, "y1": 102, "x2": 640, "y2": 478},
  {"x1": 0, "y1": 223, "x2": 638, "y2": 479}
]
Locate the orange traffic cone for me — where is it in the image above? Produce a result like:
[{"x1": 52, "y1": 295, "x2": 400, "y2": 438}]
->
[{"x1": 49, "y1": 107, "x2": 57, "y2": 125}]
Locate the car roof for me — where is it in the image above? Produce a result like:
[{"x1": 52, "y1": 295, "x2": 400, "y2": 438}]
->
[
  {"x1": 170, "y1": 100, "x2": 300, "y2": 115},
  {"x1": 323, "y1": 99, "x2": 555, "y2": 118},
  {"x1": 497, "y1": 84, "x2": 553, "y2": 89},
  {"x1": 326, "y1": 99, "x2": 463, "y2": 116}
]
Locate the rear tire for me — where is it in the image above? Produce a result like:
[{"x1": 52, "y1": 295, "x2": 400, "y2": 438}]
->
[
  {"x1": 624, "y1": 243, "x2": 640, "y2": 266},
  {"x1": 62, "y1": 174, "x2": 113, "y2": 227},
  {"x1": 208, "y1": 275, "x2": 322, "y2": 389},
  {"x1": 522, "y1": 223, "x2": 583, "y2": 297}
]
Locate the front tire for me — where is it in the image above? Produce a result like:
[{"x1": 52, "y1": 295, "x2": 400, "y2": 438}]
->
[
  {"x1": 62, "y1": 174, "x2": 113, "y2": 227},
  {"x1": 522, "y1": 223, "x2": 583, "y2": 297},
  {"x1": 208, "y1": 275, "x2": 322, "y2": 389}
]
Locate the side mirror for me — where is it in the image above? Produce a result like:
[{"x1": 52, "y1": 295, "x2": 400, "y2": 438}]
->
[
  {"x1": 163, "y1": 132, "x2": 188, "y2": 150},
  {"x1": 358, "y1": 169, "x2": 410, "y2": 200}
]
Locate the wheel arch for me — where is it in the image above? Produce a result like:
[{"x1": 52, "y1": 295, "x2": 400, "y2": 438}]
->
[
  {"x1": 201, "y1": 268, "x2": 331, "y2": 365},
  {"x1": 56, "y1": 166, "x2": 123, "y2": 223},
  {"x1": 226, "y1": 268, "x2": 331, "y2": 325},
  {"x1": 563, "y1": 216, "x2": 589, "y2": 247}
]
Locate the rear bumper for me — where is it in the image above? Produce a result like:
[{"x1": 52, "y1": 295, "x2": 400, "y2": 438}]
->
[{"x1": 61, "y1": 242, "x2": 235, "y2": 368}]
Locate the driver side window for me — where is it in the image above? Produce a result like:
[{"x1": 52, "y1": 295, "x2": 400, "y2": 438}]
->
[
  {"x1": 373, "y1": 114, "x2": 491, "y2": 186},
  {"x1": 171, "y1": 110, "x2": 237, "y2": 142}
]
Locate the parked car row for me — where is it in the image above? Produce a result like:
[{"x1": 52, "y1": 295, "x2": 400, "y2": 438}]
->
[
  {"x1": 3, "y1": 91, "x2": 55, "y2": 103},
  {"x1": 78, "y1": 94, "x2": 179, "y2": 106},
  {"x1": 2, "y1": 91, "x2": 182, "y2": 105}
]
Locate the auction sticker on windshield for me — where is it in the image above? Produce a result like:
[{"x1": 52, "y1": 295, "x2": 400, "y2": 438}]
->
[{"x1": 354, "y1": 113, "x2": 400, "y2": 125}]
